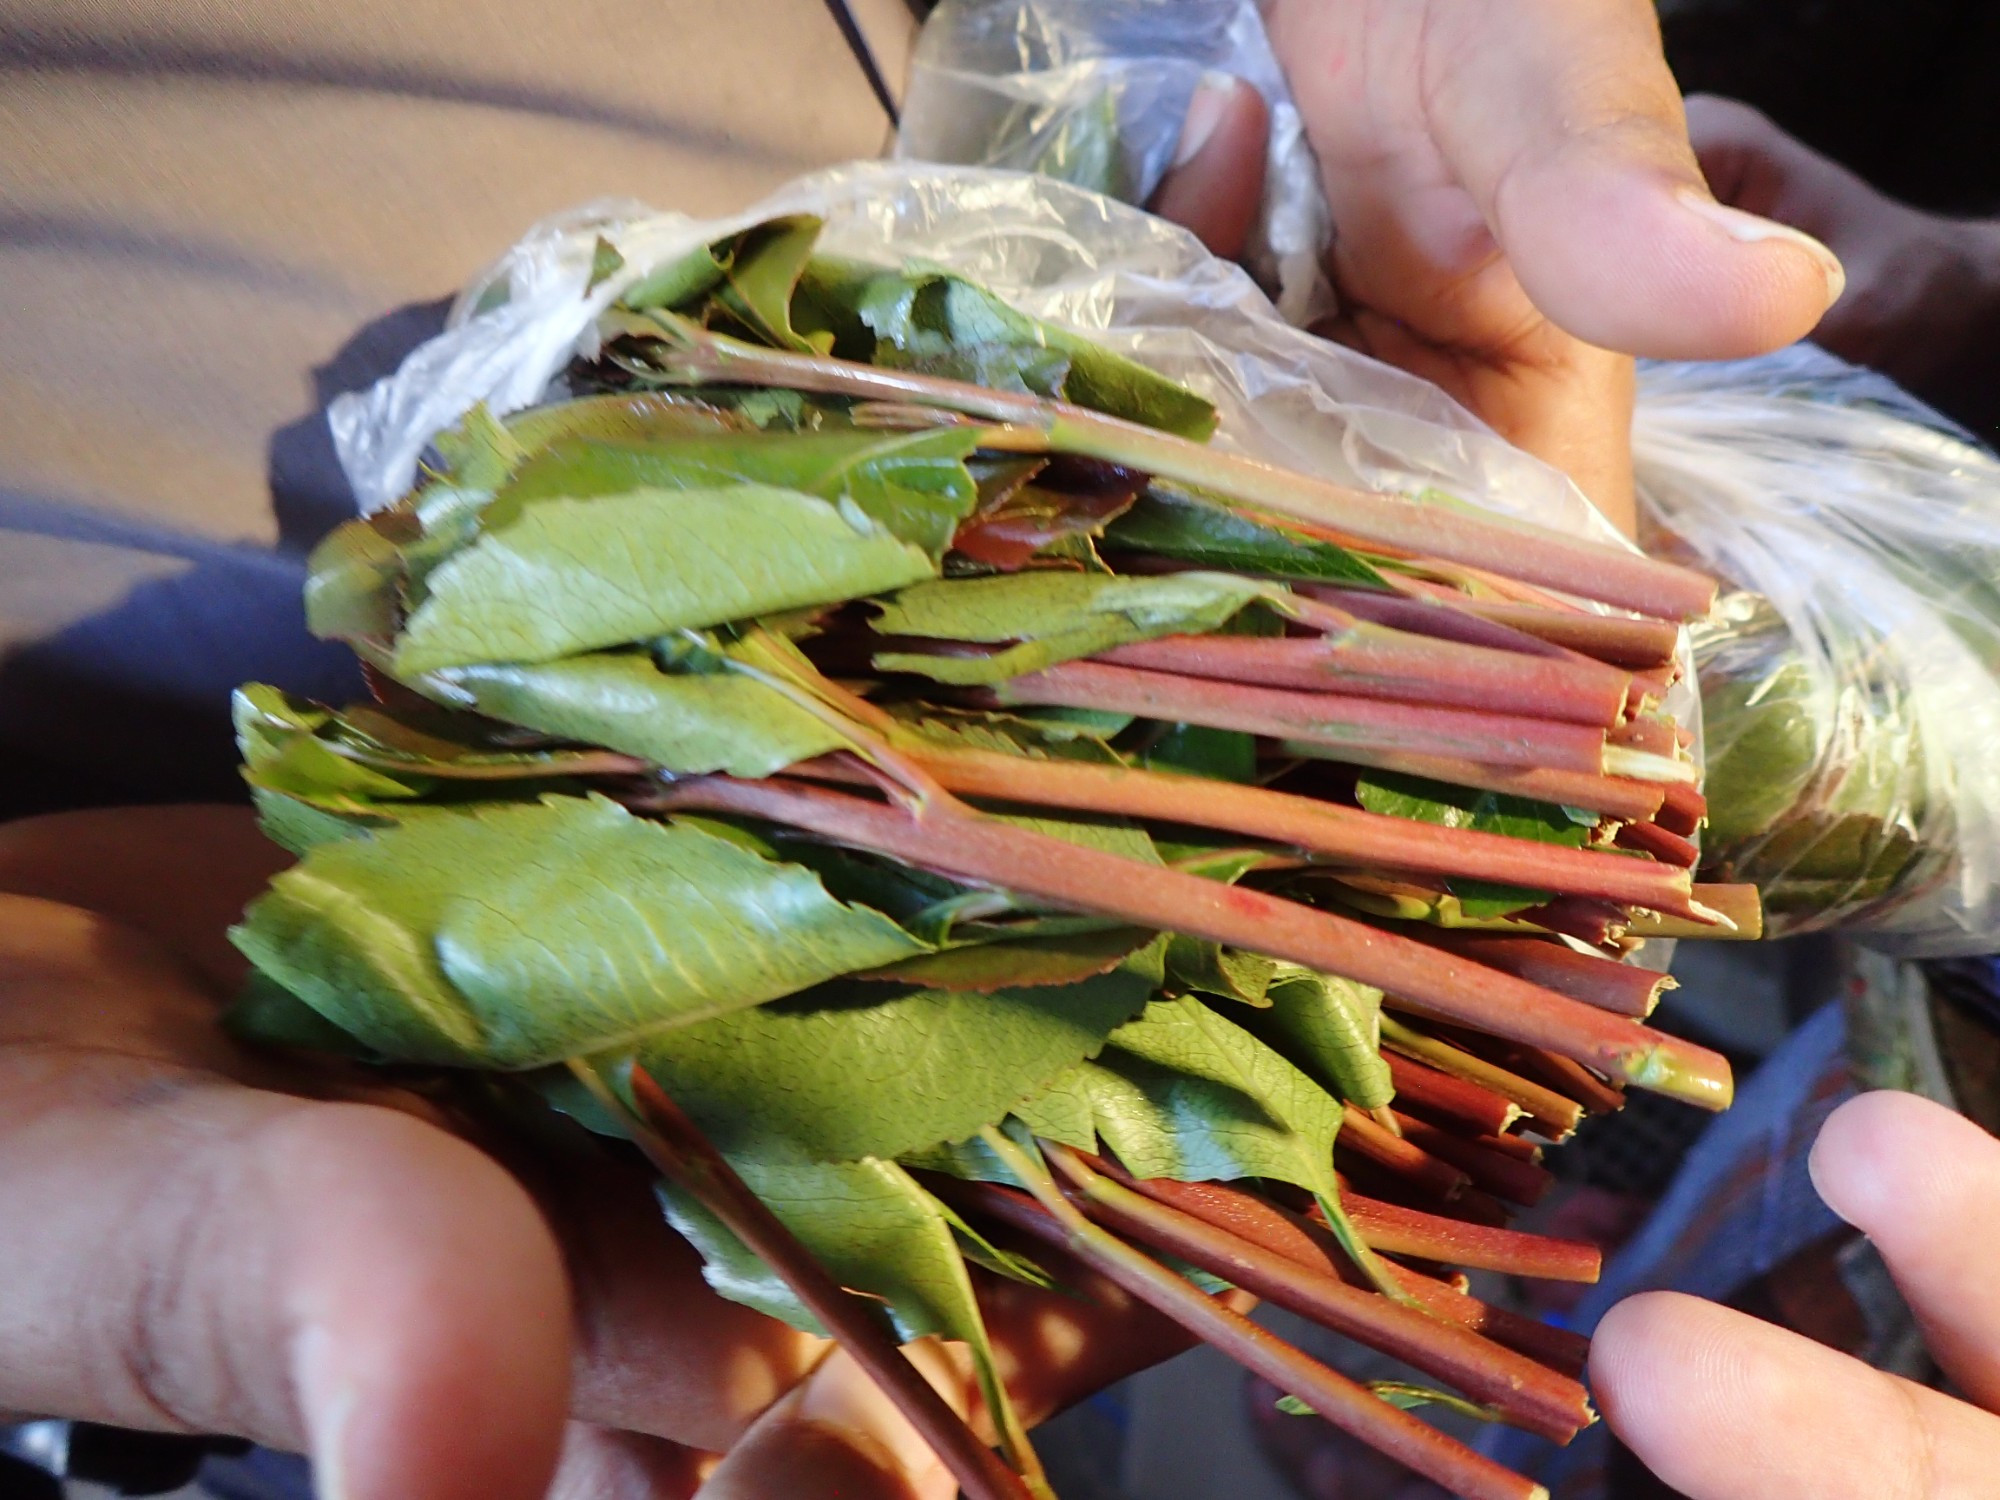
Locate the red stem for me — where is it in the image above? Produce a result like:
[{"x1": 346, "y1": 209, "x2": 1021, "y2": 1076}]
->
[
  {"x1": 1656, "y1": 781, "x2": 1707, "y2": 837},
  {"x1": 1094, "y1": 623, "x2": 1630, "y2": 728},
  {"x1": 1616, "y1": 820, "x2": 1700, "y2": 868},
  {"x1": 614, "y1": 1069, "x2": 1032, "y2": 1500},
  {"x1": 1390, "y1": 1112, "x2": 1555, "y2": 1206},
  {"x1": 945, "y1": 1177, "x2": 1554, "y2": 1500},
  {"x1": 1379, "y1": 1018, "x2": 1589, "y2": 1135},
  {"x1": 1040, "y1": 1146, "x2": 1593, "y2": 1442},
  {"x1": 1407, "y1": 934, "x2": 1673, "y2": 1019},
  {"x1": 1101, "y1": 1170, "x2": 1591, "y2": 1376},
  {"x1": 889, "y1": 743, "x2": 1704, "y2": 916},
  {"x1": 1339, "y1": 1193, "x2": 1603, "y2": 1284},
  {"x1": 1341, "y1": 1105, "x2": 1470, "y2": 1200},
  {"x1": 1384, "y1": 581, "x2": 1682, "y2": 670},
  {"x1": 1299, "y1": 747, "x2": 1668, "y2": 823},
  {"x1": 1607, "y1": 717, "x2": 1682, "y2": 756},
  {"x1": 993, "y1": 660, "x2": 1614, "y2": 775},
  {"x1": 1385, "y1": 1051, "x2": 1523, "y2": 1135},
  {"x1": 656, "y1": 776, "x2": 1734, "y2": 1106}
]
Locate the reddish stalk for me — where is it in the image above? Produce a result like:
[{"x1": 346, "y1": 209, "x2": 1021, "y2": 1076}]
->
[
  {"x1": 1378, "y1": 1017, "x2": 1589, "y2": 1135},
  {"x1": 1338, "y1": 1192, "x2": 1603, "y2": 1284},
  {"x1": 1341, "y1": 1106, "x2": 1471, "y2": 1200},
  {"x1": 1093, "y1": 621, "x2": 1630, "y2": 728},
  {"x1": 1409, "y1": 933, "x2": 1674, "y2": 1019},
  {"x1": 1607, "y1": 717, "x2": 1683, "y2": 756},
  {"x1": 638, "y1": 316, "x2": 1714, "y2": 622},
  {"x1": 1303, "y1": 585, "x2": 1586, "y2": 663},
  {"x1": 656, "y1": 775, "x2": 1734, "y2": 1105},
  {"x1": 952, "y1": 1142, "x2": 1553, "y2": 1500},
  {"x1": 1385, "y1": 1051, "x2": 1523, "y2": 1134},
  {"x1": 1100, "y1": 1170, "x2": 1590, "y2": 1376},
  {"x1": 1390, "y1": 1112, "x2": 1555, "y2": 1206},
  {"x1": 1039, "y1": 1145, "x2": 1594, "y2": 1442},
  {"x1": 1657, "y1": 781, "x2": 1707, "y2": 837},
  {"x1": 1387, "y1": 582, "x2": 1682, "y2": 670},
  {"x1": 992, "y1": 660, "x2": 1618, "y2": 776},
  {"x1": 1420, "y1": 1026, "x2": 1629, "y2": 1119},
  {"x1": 1474, "y1": 1131, "x2": 1547, "y2": 1165},
  {"x1": 591, "y1": 1067, "x2": 1036, "y2": 1500},
  {"x1": 887, "y1": 743, "x2": 1706, "y2": 915},
  {"x1": 1289, "y1": 744, "x2": 1669, "y2": 823},
  {"x1": 1616, "y1": 820, "x2": 1700, "y2": 868},
  {"x1": 1523, "y1": 897, "x2": 1632, "y2": 947}
]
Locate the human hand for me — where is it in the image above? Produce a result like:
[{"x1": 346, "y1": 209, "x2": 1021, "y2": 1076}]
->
[
  {"x1": 1152, "y1": 2, "x2": 1845, "y2": 530},
  {"x1": 1687, "y1": 94, "x2": 2000, "y2": 436},
  {"x1": 1594, "y1": 1090, "x2": 2000, "y2": 1497},
  {"x1": 0, "y1": 806, "x2": 1196, "y2": 1500}
]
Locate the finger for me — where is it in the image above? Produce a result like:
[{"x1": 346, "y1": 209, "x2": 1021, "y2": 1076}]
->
[
  {"x1": 697, "y1": 1350, "x2": 939, "y2": 1500},
  {"x1": 1270, "y1": 0, "x2": 1842, "y2": 359},
  {"x1": 548, "y1": 1424, "x2": 714, "y2": 1500},
  {"x1": 0, "y1": 914, "x2": 571, "y2": 1500},
  {"x1": 0, "y1": 805, "x2": 281, "y2": 992},
  {"x1": 1592, "y1": 1291, "x2": 2000, "y2": 1499},
  {"x1": 521, "y1": 1123, "x2": 829, "y2": 1452},
  {"x1": 1148, "y1": 73, "x2": 1270, "y2": 261},
  {"x1": 1810, "y1": 1090, "x2": 2000, "y2": 1409}
]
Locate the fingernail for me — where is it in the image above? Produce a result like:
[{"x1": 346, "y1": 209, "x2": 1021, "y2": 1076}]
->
[
  {"x1": 295, "y1": 1326, "x2": 357, "y2": 1500},
  {"x1": 1173, "y1": 72, "x2": 1240, "y2": 168},
  {"x1": 1677, "y1": 188, "x2": 1847, "y2": 309}
]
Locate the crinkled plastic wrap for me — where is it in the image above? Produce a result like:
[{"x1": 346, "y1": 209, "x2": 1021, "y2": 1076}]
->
[
  {"x1": 896, "y1": 0, "x2": 1333, "y2": 326},
  {"x1": 331, "y1": 161, "x2": 1617, "y2": 551},
  {"x1": 1635, "y1": 346, "x2": 2000, "y2": 956}
]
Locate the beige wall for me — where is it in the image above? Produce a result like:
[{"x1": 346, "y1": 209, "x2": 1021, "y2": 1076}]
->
[{"x1": 0, "y1": 0, "x2": 913, "y2": 543}]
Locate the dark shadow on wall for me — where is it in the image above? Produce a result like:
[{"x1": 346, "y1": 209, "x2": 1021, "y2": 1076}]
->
[
  {"x1": 268, "y1": 296, "x2": 452, "y2": 552},
  {"x1": 0, "y1": 297, "x2": 460, "y2": 818}
]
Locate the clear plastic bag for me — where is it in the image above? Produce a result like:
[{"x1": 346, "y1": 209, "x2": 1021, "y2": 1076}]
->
[
  {"x1": 330, "y1": 160, "x2": 1618, "y2": 548},
  {"x1": 896, "y1": 0, "x2": 1333, "y2": 325},
  {"x1": 1635, "y1": 346, "x2": 2000, "y2": 955}
]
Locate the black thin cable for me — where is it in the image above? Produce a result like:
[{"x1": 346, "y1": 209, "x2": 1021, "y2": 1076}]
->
[{"x1": 821, "y1": 0, "x2": 902, "y2": 127}]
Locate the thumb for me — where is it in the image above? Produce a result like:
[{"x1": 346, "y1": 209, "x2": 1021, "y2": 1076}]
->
[
  {"x1": 0, "y1": 905, "x2": 572, "y2": 1500},
  {"x1": 1438, "y1": 0, "x2": 1843, "y2": 359},
  {"x1": 1148, "y1": 74, "x2": 1270, "y2": 262}
]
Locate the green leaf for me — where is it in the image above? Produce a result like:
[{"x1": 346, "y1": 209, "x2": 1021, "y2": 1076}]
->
[
  {"x1": 393, "y1": 483, "x2": 938, "y2": 673},
  {"x1": 1014, "y1": 996, "x2": 1344, "y2": 1204},
  {"x1": 619, "y1": 240, "x2": 731, "y2": 313},
  {"x1": 1355, "y1": 771, "x2": 1592, "y2": 845},
  {"x1": 1165, "y1": 938, "x2": 1276, "y2": 1006},
  {"x1": 438, "y1": 649, "x2": 850, "y2": 777},
  {"x1": 586, "y1": 236, "x2": 625, "y2": 294},
  {"x1": 711, "y1": 215, "x2": 835, "y2": 354},
  {"x1": 487, "y1": 426, "x2": 981, "y2": 559},
  {"x1": 225, "y1": 970, "x2": 372, "y2": 1056},
  {"x1": 1106, "y1": 488, "x2": 1389, "y2": 587},
  {"x1": 892, "y1": 707, "x2": 1123, "y2": 765},
  {"x1": 304, "y1": 395, "x2": 743, "y2": 642},
  {"x1": 796, "y1": 257, "x2": 1218, "y2": 440},
  {"x1": 871, "y1": 570, "x2": 1270, "y2": 685},
  {"x1": 1135, "y1": 723, "x2": 1257, "y2": 783},
  {"x1": 657, "y1": 1154, "x2": 982, "y2": 1344},
  {"x1": 1355, "y1": 771, "x2": 1587, "y2": 917},
  {"x1": 631, "y1": 960, "x2": 1159, "y2": 1165},
  {"x1": 1236, "y1": 969, "x2": 1394, "y2": 1111},
  {"x1": 859, "y1": 925, "x2": 1159, "y2": 991},
  {"x1": 231, "y1": 795, "x2": 926, "y2": 1070}
]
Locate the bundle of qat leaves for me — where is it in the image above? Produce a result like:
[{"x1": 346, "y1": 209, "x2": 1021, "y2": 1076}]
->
[{"x1": 229, "y1": 208, "x2": 1756, "y2": 1500}]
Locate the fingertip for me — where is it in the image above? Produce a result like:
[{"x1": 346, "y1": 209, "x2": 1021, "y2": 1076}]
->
[
  {"x1": 1149, "y1": 74, "x2": 1269, "y2": 261},
  {"x1": 1498, "y1": 153, "x2": 1841, "y2": 360},
  {"x1": 270, "y1": 1106, "x2": 572, "y2": 1500},
  {"x1": 1808, "y1": 1089, "x2": 1984, "y2": 1234}
]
